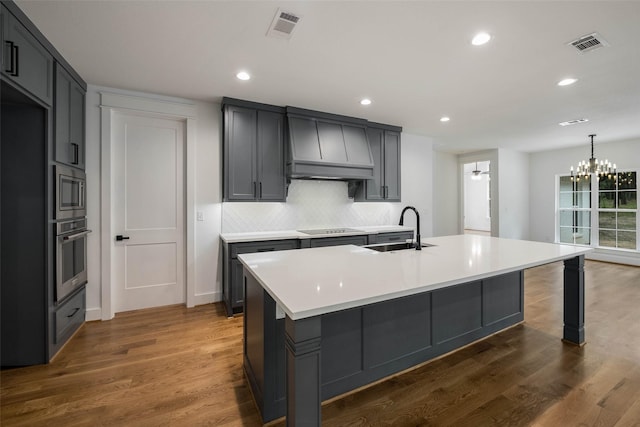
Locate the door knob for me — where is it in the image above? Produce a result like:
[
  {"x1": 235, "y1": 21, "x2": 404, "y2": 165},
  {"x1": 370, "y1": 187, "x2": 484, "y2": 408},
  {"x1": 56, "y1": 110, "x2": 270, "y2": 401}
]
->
[{"x1": 115, "y1": 235, "x2": 130, "y2": 241}]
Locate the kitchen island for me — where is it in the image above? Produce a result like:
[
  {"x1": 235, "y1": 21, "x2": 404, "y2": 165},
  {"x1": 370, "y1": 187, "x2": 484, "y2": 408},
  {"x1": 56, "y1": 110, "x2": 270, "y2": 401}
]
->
[{"x1": 239, "y1": 235, "x2": 592, "y2": 425}]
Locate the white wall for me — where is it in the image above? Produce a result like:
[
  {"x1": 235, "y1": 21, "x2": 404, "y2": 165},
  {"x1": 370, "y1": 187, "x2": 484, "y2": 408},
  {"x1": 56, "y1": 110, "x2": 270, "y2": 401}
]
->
[
  {"x1": 529, "y1": 138, "x2": 640, "y2": 265},
  {"x1": 84, "y1": 85, "x2": 222, "y2": 320},
  {"x1": 390, "y1": 133, "x2": 434, "y2": 238},
  {"x1": 433, "y1": 150, "x2": 459, "y2": 236},
  {"x1": 498, "y1": 148, "x2": 530, "y2": 239},
  {"x1": 86, "y1": 89, "x2": 433, "y2": 318}
]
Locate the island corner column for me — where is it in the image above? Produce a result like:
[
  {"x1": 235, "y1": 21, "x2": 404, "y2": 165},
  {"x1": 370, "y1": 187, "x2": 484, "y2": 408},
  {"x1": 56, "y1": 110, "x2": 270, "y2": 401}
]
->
[
  {"x1": 563, "y1": 254, "x2": 585, "y2": 346},
  {"x1": 284, "y1": 314, "x2": 322, "y2": 426}
]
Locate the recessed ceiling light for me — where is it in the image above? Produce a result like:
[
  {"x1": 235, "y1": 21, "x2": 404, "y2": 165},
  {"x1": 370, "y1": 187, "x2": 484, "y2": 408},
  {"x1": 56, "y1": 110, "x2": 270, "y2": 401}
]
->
[
  {"x1": 558, "y1": 78, "x2": 578, "y2": 86},
  {"x1": 360, "y1": 98, "x2": 372, "y2": 106},
  {"x1": 471, "y1": 32, "x2": 491, "y2": 46},
  {"x1": 440, "y1": 116, "x2": 450, "y2": 122},
  {"x1": 236, "y1": 71, "x2": 251, "y2": 81}
]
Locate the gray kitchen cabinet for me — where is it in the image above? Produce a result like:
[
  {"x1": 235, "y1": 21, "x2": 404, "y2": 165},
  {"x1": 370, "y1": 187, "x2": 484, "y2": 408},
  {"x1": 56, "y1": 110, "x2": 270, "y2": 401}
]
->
[
  {"x1": 302, "y1": 235, "x2": 368, "y2": 248},
  {"x1": 55, "y1": 63, "x2": 85, "y2": 169},
  {"x1": 223, "y1": 99, "x2": 286, "y2": 201},
  {"x1": 223, "y1": 239, "x2": 299, "y2": 316},
  {"x1": 1, "y1": 4, "x2": 53, "y2": 105},
  {"x1": 368, "y1": 231, "x2": 414, "y2": 245},
  {"x1": 54, "y1": 286, "x2": 86, "y2": 345},
  {"x1": 355, "y1": 124, "x2": 402, "y2": 201}
]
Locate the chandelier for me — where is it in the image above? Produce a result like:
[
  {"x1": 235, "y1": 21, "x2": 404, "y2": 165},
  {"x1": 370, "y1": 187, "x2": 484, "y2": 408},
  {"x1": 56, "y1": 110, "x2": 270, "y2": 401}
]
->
[{"x1": 570, "y1": 134, "x2": 616, "y2": 181}]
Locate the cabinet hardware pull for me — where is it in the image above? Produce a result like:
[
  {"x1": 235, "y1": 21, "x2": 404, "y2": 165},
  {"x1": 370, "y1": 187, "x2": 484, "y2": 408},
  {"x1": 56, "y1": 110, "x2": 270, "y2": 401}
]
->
[
  {"x1": 253, "y1": 181, "x2": 257, "y2": 198},
  {"x1": 115, "y1": 235, "x2": 130, "y2": 241},
  {"x1": 4, "y1": 41, "x2": 15, "y2": 74},
  {"x1": 259, "y1": 182, "x2": 263, "y2": 198},
  {"x1": 12, "y1": 43, "x2": 18, "y2": 77},
  {"x1": 71, "y1": 143, "x2": 79, "y2": 165},
  {"x1": 257, "y1": 248, "x2": 276, "y2": 252},
  {"x1": 66, "y1": 307, "x2": 80, "y2": 318}
]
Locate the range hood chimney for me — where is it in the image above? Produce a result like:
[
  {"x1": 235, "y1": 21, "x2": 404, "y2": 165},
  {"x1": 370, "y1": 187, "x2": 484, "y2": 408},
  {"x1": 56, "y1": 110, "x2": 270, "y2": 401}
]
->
[{"x1": 286, "y1": 107, "x2": 375, "y2": 181}]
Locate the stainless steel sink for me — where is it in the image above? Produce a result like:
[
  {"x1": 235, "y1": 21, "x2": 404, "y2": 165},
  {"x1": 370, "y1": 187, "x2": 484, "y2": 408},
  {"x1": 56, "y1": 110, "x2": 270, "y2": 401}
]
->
[{"x1": 365, "y1": 242, "x2": 435, "y2": 252}]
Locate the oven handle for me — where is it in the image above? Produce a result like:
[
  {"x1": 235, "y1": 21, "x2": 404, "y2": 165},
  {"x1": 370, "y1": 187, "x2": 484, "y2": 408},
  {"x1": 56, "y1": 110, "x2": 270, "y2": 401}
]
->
[{"x1": 61, "y1": 230, "x2": 92, "y2": 241}]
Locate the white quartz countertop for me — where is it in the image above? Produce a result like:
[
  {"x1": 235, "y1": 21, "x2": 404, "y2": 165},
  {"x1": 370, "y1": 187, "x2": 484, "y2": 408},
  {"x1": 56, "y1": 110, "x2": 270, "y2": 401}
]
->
[
  {"x1": 238, "y1": 234, "x2": 592, "y2": 320},
  {"x1": 220, "y1": 225, "x2": 413, "y2": 243}
]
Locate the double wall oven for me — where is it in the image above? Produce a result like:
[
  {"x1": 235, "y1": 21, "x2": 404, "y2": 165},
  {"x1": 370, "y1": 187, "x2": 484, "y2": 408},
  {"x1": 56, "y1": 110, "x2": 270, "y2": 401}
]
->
[{"x1": 55, "y1": 165, "x2": 90, "y2": 302}]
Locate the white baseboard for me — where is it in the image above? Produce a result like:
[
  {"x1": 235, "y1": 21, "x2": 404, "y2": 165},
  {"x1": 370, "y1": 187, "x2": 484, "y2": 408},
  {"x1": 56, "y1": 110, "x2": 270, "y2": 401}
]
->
[
  {"x1": 191, "y1": 291, "x2": 222, "y2": 307},
  {"x1": 587, "y1": 250, "x2": 640, "y2": 267},
  {"x1": 85, "y1": 307, "x2": 102, "y2": 321}
]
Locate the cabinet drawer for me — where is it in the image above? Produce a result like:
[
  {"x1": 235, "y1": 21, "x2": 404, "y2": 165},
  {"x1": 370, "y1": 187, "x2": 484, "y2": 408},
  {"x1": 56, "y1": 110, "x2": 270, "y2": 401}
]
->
[
  {"x1": 230, "y1": 239, "x2": 299, "y2": 259},
  {"x1": 55, "y1": 288, "x2": 85, "y2": 344},
  {"x1": 371, "y1": 231, "x2": 414, "y2": 245},
  {"x1": 309, "y1": 235, "x2": 368, "y2": 248}
]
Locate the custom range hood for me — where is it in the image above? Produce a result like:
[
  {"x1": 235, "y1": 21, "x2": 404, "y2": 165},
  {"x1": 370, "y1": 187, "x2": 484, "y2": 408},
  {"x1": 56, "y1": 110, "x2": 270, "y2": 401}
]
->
[{"x1": 286, "y1": 107, "x2": 375, "y2": 180}]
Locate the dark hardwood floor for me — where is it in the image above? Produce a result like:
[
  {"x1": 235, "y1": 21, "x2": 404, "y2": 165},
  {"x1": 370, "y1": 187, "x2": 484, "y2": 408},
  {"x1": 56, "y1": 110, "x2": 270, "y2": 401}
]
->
[{"x1": 2, "y1": 260, "x2": 639, "y2": 426}]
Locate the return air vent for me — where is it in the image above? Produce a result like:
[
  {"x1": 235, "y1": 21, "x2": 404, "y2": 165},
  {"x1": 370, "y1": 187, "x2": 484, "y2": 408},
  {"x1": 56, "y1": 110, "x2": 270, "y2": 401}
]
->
[
  {"x1": 267, "y1": 9, "x2": 302, "y2": 40},
  {"x1": 568, "y1": 32, "x2": 609, "y2": 53},
  {"x1": 559, "y1": 118, "x2": 589, "y2": 127}
]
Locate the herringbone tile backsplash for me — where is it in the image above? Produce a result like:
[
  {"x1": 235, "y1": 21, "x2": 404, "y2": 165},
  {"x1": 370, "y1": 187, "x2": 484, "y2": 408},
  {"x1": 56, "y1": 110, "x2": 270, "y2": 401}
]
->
[{"x1": 222, "y1": 180, "x2": 393, "y2": 233}]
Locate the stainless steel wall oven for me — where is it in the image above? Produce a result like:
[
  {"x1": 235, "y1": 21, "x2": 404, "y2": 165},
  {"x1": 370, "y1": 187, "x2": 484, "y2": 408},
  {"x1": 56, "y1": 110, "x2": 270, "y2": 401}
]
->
[
  {"x1": 55, "y1": 165, "x2": 86, "y2": 220},
  {"x1": 56, "y1": 218, "x2": 91, "y2": 302}
]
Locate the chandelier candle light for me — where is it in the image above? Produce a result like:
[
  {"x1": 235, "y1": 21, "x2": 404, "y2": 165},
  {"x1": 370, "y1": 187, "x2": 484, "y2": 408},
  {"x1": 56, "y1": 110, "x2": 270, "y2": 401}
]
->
[{"x1": 570, "y1": 134, "x2": 616, "y2": 182}]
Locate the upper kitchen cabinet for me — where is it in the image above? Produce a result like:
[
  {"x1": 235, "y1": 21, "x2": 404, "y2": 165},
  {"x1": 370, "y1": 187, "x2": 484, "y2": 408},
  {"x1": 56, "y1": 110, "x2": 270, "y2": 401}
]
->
[
  {"x1": 55, "y1": 64, "x2": 86, "y2": 169},
  {"x1": 223, "y1": 98, "x2": 286, "y2": 202},
  {"x1": 355, "y1": 123, "x2": 402, "y2": 202},
  {"x1": 1, "y1": 3, "x2": 53, "y2": 106},
  {"x1": 286, "y1": 107, "x2": 375, "y2": 180}
]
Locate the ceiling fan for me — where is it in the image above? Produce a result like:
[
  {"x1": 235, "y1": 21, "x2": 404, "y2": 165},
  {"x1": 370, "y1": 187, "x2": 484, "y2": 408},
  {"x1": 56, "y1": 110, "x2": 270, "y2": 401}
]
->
[{"x1": 470, "y1": 162, "x2": 490, "y2": 180}]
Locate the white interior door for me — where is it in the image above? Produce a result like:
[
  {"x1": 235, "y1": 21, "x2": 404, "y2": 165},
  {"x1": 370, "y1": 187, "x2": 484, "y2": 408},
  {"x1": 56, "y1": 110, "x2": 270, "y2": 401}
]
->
[{"x1": 112, "y1": 112, "x2": 185, "y2": 313}]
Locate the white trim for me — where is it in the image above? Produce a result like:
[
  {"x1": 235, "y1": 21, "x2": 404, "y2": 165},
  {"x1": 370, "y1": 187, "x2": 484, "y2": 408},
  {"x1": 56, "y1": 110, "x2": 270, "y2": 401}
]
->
[
  {"x1": 100, "y1": 92, "x2": 197, "y2": 319},
  {"x1": 85, "y1": 307, "x2": 102, "y2": 322},
  {"x1": 193, "y1": 291, "x2": 222, "y2": 307},
  {"x1": 588, "y1": 250, "x2": 640, "y2": 266}
]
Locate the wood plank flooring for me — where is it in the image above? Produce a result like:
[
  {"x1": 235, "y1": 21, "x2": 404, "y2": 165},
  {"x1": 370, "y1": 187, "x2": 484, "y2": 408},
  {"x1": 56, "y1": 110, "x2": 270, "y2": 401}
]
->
[{"x1": 2, "y1": 260, "x2": 639, "y2": 426}]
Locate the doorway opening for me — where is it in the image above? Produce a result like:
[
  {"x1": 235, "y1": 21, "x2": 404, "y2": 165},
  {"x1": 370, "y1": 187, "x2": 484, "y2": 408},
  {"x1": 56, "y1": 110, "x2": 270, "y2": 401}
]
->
[{"x1": 463, "y1": 161, "x2": 491, "y2": 236}]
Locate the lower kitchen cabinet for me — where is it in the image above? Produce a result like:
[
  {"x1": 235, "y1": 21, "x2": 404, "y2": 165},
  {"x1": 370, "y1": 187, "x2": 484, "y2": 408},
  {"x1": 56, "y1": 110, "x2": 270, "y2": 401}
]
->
[
  {"x1": 223, "y1": 239, "x2": 299, "y2": 316},
  {"x1": 53, "y1": 286, "x2": 86, "y2": 346},
  {"x1": 222, "y1": 230, "x2": 414, "y2": 316},
  {"x1": 302, "y1": 235, "x2": 368, "y2": 248},
  {"x1": 368, "y1": 231, "x2": 414, "y2": 245}
]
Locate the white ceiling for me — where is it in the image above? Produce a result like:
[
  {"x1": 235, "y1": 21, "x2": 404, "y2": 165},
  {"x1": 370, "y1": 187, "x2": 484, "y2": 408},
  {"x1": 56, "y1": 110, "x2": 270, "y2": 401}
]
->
[{"x1": 16, "y1": 0, "x2": 640, "y2": 154}]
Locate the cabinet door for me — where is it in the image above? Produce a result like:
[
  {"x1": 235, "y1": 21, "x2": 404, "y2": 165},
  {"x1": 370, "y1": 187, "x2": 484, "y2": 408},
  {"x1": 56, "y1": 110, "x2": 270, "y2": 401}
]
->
[
  {"x1": 364, "y1": 127, "x2": 384, "y2": 200},
  {"x1": 55, "y1": 65, "x2": 71, "y2": 164},
  {"x1": 1, "y1": 6, "x2": 8, "y2": 71},
  {"x1": 257, "y1": 110, "x2": 285, "y2": 201},
  {"x1": 3, "y1": 11, "x2": 53, "y2": 105},
  {"x1": 383, "y1": 131, "x2": 401, "y2": 201},
  {"x1": 231, "y1": 259, "x2": 245, "y2": 308},
  {"x1": 224, "y1": 105, "x2": 257, "y2": 200},
  {"x1": 69, "y1": 80, "x2": 85, "y2": 169}
]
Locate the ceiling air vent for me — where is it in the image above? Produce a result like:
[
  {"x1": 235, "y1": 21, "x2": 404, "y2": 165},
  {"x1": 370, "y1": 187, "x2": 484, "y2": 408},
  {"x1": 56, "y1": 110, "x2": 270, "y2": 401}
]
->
[
  {"x1": 267, "y1": 9, "x2": 302, "y2": 40},
  {"x1": 568, "y1": 32, "x2": 609, "y2": 53},
  {"x1": 559, "y1": 118, "x2": 589, "y2": 127}
]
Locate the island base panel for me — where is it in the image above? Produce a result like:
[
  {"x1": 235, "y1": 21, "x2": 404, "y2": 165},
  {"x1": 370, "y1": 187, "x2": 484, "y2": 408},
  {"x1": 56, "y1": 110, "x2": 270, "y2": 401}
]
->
[{"x1": 244, "y1": 269, "x2": 524, "y2": 424}]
